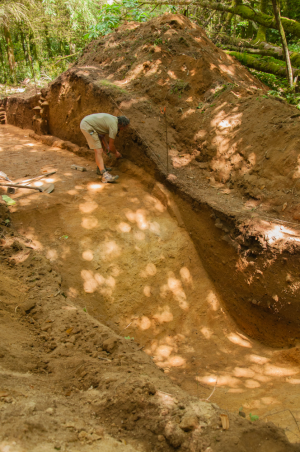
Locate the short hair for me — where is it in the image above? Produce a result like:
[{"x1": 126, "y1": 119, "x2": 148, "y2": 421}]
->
[{"x1": 117, "y1": 116, "x2": 130, "y2": 127}]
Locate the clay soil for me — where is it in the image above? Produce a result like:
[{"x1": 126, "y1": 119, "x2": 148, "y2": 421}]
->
[
  {"x1": 1, "y1": 125, "x2": 300, "y2": 452},
  {"x1": 2, "y1": 12, "x2": 300, "y2": 451}
]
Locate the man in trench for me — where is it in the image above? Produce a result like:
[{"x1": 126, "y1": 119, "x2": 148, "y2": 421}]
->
[{"x1": 80, "y1": 113, "x2": 130, "y2": 183}]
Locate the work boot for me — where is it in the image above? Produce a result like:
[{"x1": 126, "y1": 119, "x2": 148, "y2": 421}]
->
[
  {"x1": 97, "y1": 166, "x2": 112, "y2": 175},
  {"x1": 101, "y1": 171, "x2": 119, "y2": 183}
]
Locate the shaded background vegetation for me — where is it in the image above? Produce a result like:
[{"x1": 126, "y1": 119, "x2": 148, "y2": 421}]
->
[{"x1": 1, "y1": 0, "x2": 300, "y2": 106}]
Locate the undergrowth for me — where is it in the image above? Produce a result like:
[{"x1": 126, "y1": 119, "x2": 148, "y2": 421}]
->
[{"x1": 249, "y1": 69, "x2": 300, "y2": 109}]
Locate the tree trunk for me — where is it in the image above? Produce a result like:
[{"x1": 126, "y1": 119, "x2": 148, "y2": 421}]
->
[
  {"x1": 223, "y1": 44, "x2": 300, "y2": 67},
  {"x1": 29, "y1": 33, "x2": 41, "y2": 70},
  {"x1": 0, "y1": 40, "x2": 7, "y2": 82},
  {"x1": 227, "y1": 50, "x2": 300, "y2": 78},
  {"x1": 26, "y1": 36, "x2": 35, "y2": 78},
  {"x1": 20, "y1": 29, "x2": 30, "y2": 66},
  {"x1": 150, "y1": 1, "x2": 300, "y2": 38},
  {"x1": 44, "y1": 25, "x2": 53, "y2": 57},
  {"x1": 3, "y1": 23, "x2": 17, "y2": 84},
  {"x1": 221, "y1": 0, "x2": 242, "y2": 34},
  {"x1": 271, "y1": 0, "x2": 294, "y2": 87},
  {"x1": 253, "y1": 0, "x2": 268, "y2": 43}
]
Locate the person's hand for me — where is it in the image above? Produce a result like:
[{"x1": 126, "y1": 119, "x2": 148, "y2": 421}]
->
[{"x1": 115, "y1": 151, "x2": 123, "y2": 159}]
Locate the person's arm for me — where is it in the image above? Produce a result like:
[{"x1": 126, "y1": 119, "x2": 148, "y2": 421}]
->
[{"x1": 109, "y1": 138, "x2": 122, "y2": 158}]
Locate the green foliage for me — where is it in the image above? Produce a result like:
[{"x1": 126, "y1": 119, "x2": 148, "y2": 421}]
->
[
  {"x1": 171, "y1": 80, "x2": 190, "y2": 95},
  {"x1": 85, "y1": 0, "x2": 159, "y2": 40},
  {"x1": 249, "y1": 413, "x2": 259, "y2": 422},
  {"x1": 250, "y1": 69, "x2": 300, "y2": 109}
]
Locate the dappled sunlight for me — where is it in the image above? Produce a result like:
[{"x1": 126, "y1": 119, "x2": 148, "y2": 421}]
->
[
  {"x1": 81, "y1": 269, "x2": 116, "y2": 296},
  {"x1": 152, "y1": 306, "x2": 173, "y2": 324},
  {"x1": 206, "y1": 290, "x2": 219, "y2": 311},
  {"x1": 143, "y1": 194, "x2": 165, "y2": 213},
  {"x1": 287, "y1": 378, "x2": 300, "y2": 385},
  {"x1": 159, "y1": 273, "x2": 189, "y2": 310},
  {"x1": 125, "y1": 208, "x2": 148, "y2": 230},
  {"x1": 227, "y1": 332, "x2": 252, "y2": 348},
  {"x1": 46, "y1": 249, "x2": 58, "y2": 261},
  {"x1": 136, "y1": 316, "x2": 152, "y2": 330},
  {"x1": 263, "y1": 364, "x2": 298, "y2": 377},
  {"x1": 82, "y1": 250, "x2": 94, "y2": 261},
  {"x1": 182, "y1": 108, "x2": 196, "y2": 119},
  {"x1": 143, "y1": 286, "x2": 151, "y2": 297},
  {"x1": 140, "y1": 262, "x2": 157, "y2": 278},
  {"x1": 172, "y1": 153, "x2": 194, "y2": 169},
  {"x1": 248, "y1": 354, "x2": 270, "y2": 365},
  {"x1": 98, "y1": 240, "x2": 121, "y2": 262},
  {"x1": 200, "y1": 327, "x2": 213, "y2": 339},
  {"x1": 179, "y1": 267, "x2": 193, "y2": 286},
  {"x1": 81, "y1": 216, "x2": 99, "y2": 229},
  {"x1": 262, "y1": 223, "x2": 300, "y2": 245},
  {"x1": 87, "y1": 183, "x2": 105, "y2": 192},
  {"x1": 79, "y1": 200, "x2": 98, "y2": 213},
  {"x1": 117, "y1": 222, "x2": 131, "y2": 233}
]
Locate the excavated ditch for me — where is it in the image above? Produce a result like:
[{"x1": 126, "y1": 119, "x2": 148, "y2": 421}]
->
[{"x1": 0, "y1": 125, "x2": 300, "y2": 449}]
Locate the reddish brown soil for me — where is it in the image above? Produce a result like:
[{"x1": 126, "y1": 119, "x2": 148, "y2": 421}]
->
[
  {"x1": 1, "y1": 125, "x2": 300, "y2": 450},
  {"x1": 2, "y1": 13, "x2": 300, "y2": 450}
]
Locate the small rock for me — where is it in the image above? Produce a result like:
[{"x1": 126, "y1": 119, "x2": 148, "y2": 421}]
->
[
  {"x1": 41, "y1": 324, "x2": 52, "y2": 332},
  {"x1": 54, "y1": 445, "x2": 61, "y2": 451},
  {"x1": 215, "y1": 219, "x2": 223, "y2": 229},
  {"x1": 164, "y1": 422, "x2": 186, "y2": 448},
  {"x1": 179, "y1": 412, "x2": 198, "y2": 431},
  {"x1": 239, "y1": 411, "x2": 246, "y2": 418},
  {"x1": 95, "y1": 427, "x2": 104, "y2": 436},
  {"x1": 46, "y1": 408, "x2": 54, "y2": 415},
  {"x1": 157, "y1": 435, "x2": 165, "y2": 442},
  {"x1": 78, "y1": 430, "x2": 88, "y2": 440},
  {"x1": 20, "y1": 300, "x2": 36, "y2": 314},
  {"x1": 282, "y1": 202, "x2": 287, "y2": 211},
  {"x1": 102, "y1": 337, "x2": 118, "y2": 353},
  {"x1": 286, "y1": 274, "x2": 293, "y2": 283}
]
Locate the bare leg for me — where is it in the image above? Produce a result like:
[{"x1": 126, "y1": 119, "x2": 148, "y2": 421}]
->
[{"x1": 94, "y1": 148, "x2": 105, "y2": 172}]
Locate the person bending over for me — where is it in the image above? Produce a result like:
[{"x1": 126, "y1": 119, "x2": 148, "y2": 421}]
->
[{"x1": 80, "y1": 113, "x2": 130, "y2": 183}]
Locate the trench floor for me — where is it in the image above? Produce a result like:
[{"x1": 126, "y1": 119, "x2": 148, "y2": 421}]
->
[{"x1": 1, "y1": 125, "x2": 300, "y2": 442}]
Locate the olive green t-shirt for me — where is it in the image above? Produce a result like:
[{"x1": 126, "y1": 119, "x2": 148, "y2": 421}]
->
[{"x1": 82, "y1": 113, "x2": 118, "y2": 139}]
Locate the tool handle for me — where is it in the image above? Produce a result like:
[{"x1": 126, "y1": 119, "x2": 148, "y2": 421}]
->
[
  {"x1": 0, "y1": 182, "x2": 42, "y2": 192},
  {"x1": 19, "y1": 171, "x2": 56, "y2": 185}
]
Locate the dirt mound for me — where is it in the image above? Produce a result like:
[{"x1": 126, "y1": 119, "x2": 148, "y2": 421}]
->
[{"x1": 5, "y1": 13, "x2": 300, "y2": 231}]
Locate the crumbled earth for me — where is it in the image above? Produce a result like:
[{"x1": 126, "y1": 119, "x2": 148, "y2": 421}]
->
[{"x1": 1, "y1": 125, "x2": 300, "y2": 451}]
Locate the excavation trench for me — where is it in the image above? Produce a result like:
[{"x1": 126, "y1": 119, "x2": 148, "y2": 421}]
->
[{"x1": 2, "y1": 125, "x2": 300, "y2": 443}]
